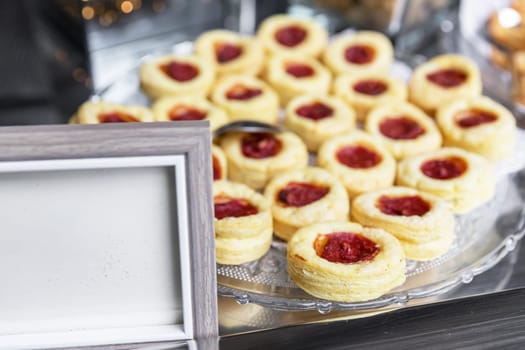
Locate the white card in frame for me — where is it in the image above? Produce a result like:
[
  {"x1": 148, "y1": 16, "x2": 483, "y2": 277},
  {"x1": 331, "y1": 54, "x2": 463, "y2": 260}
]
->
[{"x1": 0, "y1": 122, "x2": 217, "y2": 349}]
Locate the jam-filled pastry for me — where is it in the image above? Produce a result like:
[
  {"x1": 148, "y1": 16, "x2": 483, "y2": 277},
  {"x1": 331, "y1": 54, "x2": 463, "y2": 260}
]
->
[
  {"x1": 75, "y1": 101, "x2": 153, "y2": 124},
  {"x1": 409, "y1": 54, "x2": 482, "y2": 114},
  {"x1": 318, "y1": 130, "x2": 396, "y2": 197},
  {"x1": 396, "y1": 147, "x2": 494, "y2": 213},
  {"x1": 436, "y1": 96, "x2": 516, "y2": 161},
  {"x1": 264, "y1": 167, "x2": 349, "y2": 241},
  {"x1": 195, "y1": 29, "x2": 265, "y2": 76},
  {"x1": 212, "y1": 145, "x2": 228, "y2": 181},
  {"x1": 287, "y1": 221, "x2": 406, "y2": 302},
  {"x1": 220, "y1": 131, "x2": 308, "y2": 190},
  {"x1": 351, "y1": 187, "x2": 455, "y2": 261},
  {"x1": 139, "y1": 54, "x2": 215, "y2": 100},
  {"x1": 152, "y1": 95, "x2": 229, "y2": 131},
  {"x1": 334, "y1": 73, "x2": 407, "y2": 121},
  {"x1": 211, "y1": 75, "x2": 280, "y2": 124},
  {"x1": 365, "y1": 101, "x2": 442, "y2": 160},
  {"x1": 256, "y1": 14, "x2": 328, "y2": 57},
  {"x1": 284, "y1": 94, "x2": 356, "y2": 152},
  {"x1": 264, "y1": 53, "x2": 331, "y2": 106},
  {"x1": 214, "y1": 181, "x2": 273, "y2": 265},
  {"x1": 322, "y1": 31, "x2": 393, "y2": 76}
]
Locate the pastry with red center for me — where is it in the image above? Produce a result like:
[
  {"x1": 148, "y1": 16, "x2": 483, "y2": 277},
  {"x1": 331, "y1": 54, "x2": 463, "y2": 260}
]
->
[
  {"x1": 211, "y1": 75, "x2": 279, "y2": 124},
  {"x1": 75, "y1": 101, "x2": 153, "y2": 124},
  {"x1": 264, "y1": 167, "x2": 349, "y2": 241},
  {"x1": 397, "y1": 147, "x2": 494, "y2": 213},
  {"x1": 257, "y1": 14, "x2": 328, "y2": 57},
  {"x1": 212, "y1": 145, "x2": 228, "y2": 181},
  {"x1": 152, "y1": 95, "x2": 228, "y2": 131},
  {"x1": 409, "y1": 54, "x2": 482, "y2": 114},
  {"x1": 213, "y1": 181, "x2": 273, "y2": 265},
  {"x1": 287, "y1": 221, "x2": 406, "y2": 302},
  {"x1": 220, "y1": 131, "x2": 308, "y2": 190},
  {"x1": 195, "y1": 30, "x2": 265, "y2": 76},
  {"x1": 264, "y1": 53, "x2": 331, "y2": 105},
  {"x1": 284, "y1": 94, "x2": 356, "y2": 152},
  {"x1": 318, "y1": 130, "x2": 396, "y2": 197},
  {"x1": 334, "y1": 74, "x2": 407, "y2": 120},
  {"x1": 365, "y1": 101, "x2": 442, "y2": 159},
  {"x1": 322, "y1": 31, "x2": 393, "y2": 76},
  {"x1": 139, "y1": 54, "x2": 215, "y2": 100},
  {"x1": 352, "y1": 187, "x2": 455, "y2": 260},
  {"x1": 436, "y1": 96, "x2": 516, "y2": 161}
]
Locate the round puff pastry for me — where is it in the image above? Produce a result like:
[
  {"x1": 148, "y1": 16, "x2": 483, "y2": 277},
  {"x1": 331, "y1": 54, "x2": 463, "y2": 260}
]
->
[
  {"x1": 322, "y1": 31, "x2": 393, "y2": 76},
  {"x1": 436, "y1": 96, "x2": 516, "y2": 161},
  {"x1": 152, "y1": 95, "x2": 229, "y2": 131},
  {"x1": 396, "y1": 147, "x2": 495, "y2": 214},
  {"x1": 194, "y1": 29, "x2": 265, "y2": 76},
  {"x1": 256, "y1": 14, "x2": 328, "y2": 57},
  {"x1": 212, "y1": 145, "x2": 228, "y2": 181},
  {"x1": 334, "y1": 73, "x2": 407, "y2": 121},
  {"x1": 365, "y1": 101, "x2": 442, "y2": 160},
  {"x1": 220, "y1": 131, "x2": 308, "y2": 190},
  {"x1": 287, "y1": 221, "x2": 406, "y2": 302},
  {"x1": 264, "y1": 53, "x2": 331, "y2": 106},
  {"x1": 409, "y1": 54, "x2": 482, "y2": 114},
  {"x1": 211, "y1": 75, "x2": 280, "y2": 124},
  {"x1": 318, "y1": 130, "x2": 396, "y2": 198},
  {"x1": 284, "y1": 94, "x2": 356, "y2": 152},
  {"x1": 351, "y1": 187, "x2": 455, "y2": 261},
  {"x1": 139, "y1": 54, "x2": 215, "y2": 100},
  {"x1": 214, "y1": 181, "x2": 273, "y2": 265},
  {"x1": 75, "y1": 101, "x2": 153, "y2": 124},
  {"x1": 264, "y1": 167, "x2": 349, "y2": 241}
]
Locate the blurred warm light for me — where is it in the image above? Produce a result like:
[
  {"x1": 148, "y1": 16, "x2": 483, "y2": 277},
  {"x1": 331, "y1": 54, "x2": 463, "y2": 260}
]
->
[
  {"x1": 120, "y1": 0, "x2": 134, "y2": 13},
  {"x1": 81, "y1": 6, "x2": 95, "y2": 20},
  {"x1": 99, "y1": 10, "x2": 117, "y2": 26}
]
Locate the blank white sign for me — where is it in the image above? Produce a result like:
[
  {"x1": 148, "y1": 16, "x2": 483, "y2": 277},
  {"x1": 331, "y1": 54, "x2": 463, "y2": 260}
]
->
[{"x1": 0, "y1": 166, "x2": 183, "y2": 336}]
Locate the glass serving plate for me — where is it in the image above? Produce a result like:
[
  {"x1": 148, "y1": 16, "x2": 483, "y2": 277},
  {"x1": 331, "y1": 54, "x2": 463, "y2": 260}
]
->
[{"x1": 97, "y1": 40, "x2": 525, "y2": 313}]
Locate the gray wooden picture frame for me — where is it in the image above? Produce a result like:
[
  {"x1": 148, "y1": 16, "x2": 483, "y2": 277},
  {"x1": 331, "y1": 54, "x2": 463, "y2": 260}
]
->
[{"x1": 0, "y1": 122, "x2": 217, "y2": 348}]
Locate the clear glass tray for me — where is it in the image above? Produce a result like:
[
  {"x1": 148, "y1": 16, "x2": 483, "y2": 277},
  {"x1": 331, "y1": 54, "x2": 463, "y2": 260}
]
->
[
  {"x1": 217, "y1": 172, "x2": 525, "y2": 312},
  {"x1": 216, "y1": 133, "x2": 525, "y2": 311},
  {"x1": 97, "y1": 41, "x2": 525, "y2": 313}
]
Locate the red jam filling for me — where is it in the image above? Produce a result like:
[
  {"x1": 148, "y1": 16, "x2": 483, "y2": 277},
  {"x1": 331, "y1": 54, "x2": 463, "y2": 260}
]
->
[
  {"x1": 160, "y1": 61, "x2": 199, "y2": 82},
  {"x1": 377, "y1": 195, "x2": 431, "y2": 216},
  {"x1": 379, "y1": 116, "x2": 425, "y2": 140},
  {"x1": 353, "y1": 80, "x2": 387, "y2": 95},
  {"x1": 336, "y1": 145, "x2": 381, "y2": 169},
  {"x1": 241, "y1": 133, "x2": 282, "y2": 159},
  {"x1": 344, "y1": 45, "x2": 375, "y2": 64},
  {"x1": 277, "y1": 182, "x2": 329, "y2": 207},
  {"x1": 274, "y1": 25, "x2": 307, "y2": 47},
  {"x1": 295, "y1": 102, "x2": 334, "y2": 121},
  {"x1": 421, "y1": 156, "x2": 468, "y2": 180},
  {"x1": 168, "y1": 105, "x2": 207, "y2": 121},
  {"x1": 455, "y1": 109, "x2": 498, "y2": 128},
  {"x1": 215, "y1": 43, "x2": 243, "y2": 63},
  {"x1": 285, "y1": 63, "x2": 315, "y2": 78},
  {"x1": 98, "y1": 111, "x2": 139, "y2": 123},
  {"x1": 426, "y1": 69, "x2": 467, "y2": 88},
  {"x1": 315, "y1": 232, "x2": 380, "y2": 264},
  {"x1": 214, "y1": 195, "x2": 258, "y2": 220},
  {"x1": 226, "y1": 84, "x2": 263, "y2": 101},
  {"x1": 212, "y1": 155, "x2": 221, "y2": 180}
]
